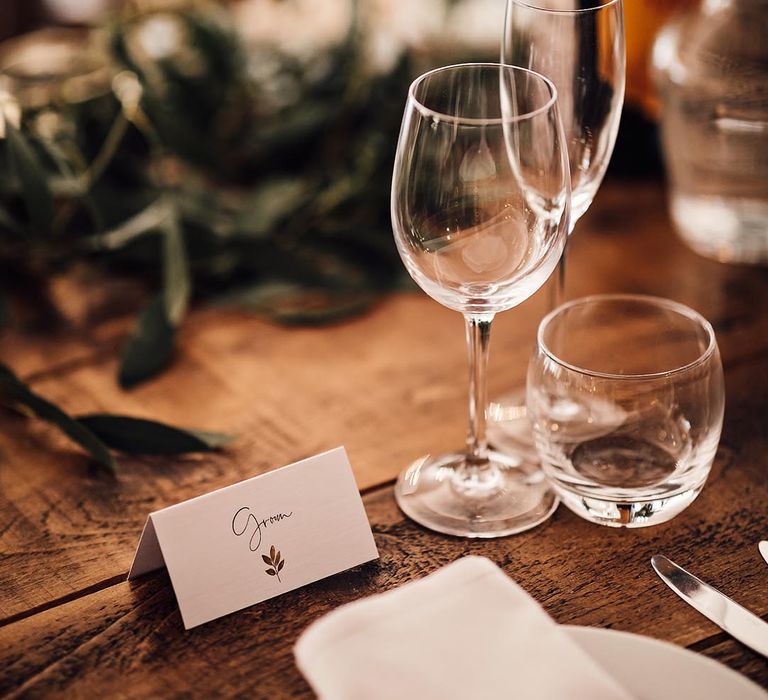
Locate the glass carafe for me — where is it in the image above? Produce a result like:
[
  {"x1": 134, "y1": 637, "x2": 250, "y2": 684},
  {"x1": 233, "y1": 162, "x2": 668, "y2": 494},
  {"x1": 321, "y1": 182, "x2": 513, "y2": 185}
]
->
[{"x1": 652, "y1": 0, "x2": 768, "y2": 264}]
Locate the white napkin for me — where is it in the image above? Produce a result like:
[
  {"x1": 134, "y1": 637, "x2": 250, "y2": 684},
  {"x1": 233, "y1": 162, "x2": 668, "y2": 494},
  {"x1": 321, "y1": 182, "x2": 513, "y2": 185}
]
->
[{"x1": 294, "y1": 556, "x2": 632, "y2": 700}]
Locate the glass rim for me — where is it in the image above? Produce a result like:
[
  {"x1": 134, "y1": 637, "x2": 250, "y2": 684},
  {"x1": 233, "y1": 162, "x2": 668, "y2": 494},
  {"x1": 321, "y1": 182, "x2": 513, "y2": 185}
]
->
[
  {"x1": 507, "y1": 0, "x2": 622, "y2": 15},
  {"x1": 537, "y1": 293, "x2": 718, "y2": 380},
  {"x1": 407, "y1": 62, "x2": 558, "y2": 126}
]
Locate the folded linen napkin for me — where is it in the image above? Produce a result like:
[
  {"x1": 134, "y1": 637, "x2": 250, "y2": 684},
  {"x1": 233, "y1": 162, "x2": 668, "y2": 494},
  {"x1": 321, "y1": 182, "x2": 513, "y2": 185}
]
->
[{"x1": 294, "y1": 556, "x2": 632, "y2": 700}]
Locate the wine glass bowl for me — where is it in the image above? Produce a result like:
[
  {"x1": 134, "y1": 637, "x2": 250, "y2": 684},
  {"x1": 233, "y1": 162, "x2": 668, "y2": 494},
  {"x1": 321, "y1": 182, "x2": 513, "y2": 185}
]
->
[
  {"x1": 393, "y1": 65, "x2": 568, "y2": 317},
  {"x1": 391, "y1": 63, "x2": 570, "y2": 537},
  {"x1": 490, "y1": 0, "x2": 625, "y2": 442},
  {"x1": 503, "y1": 0, "x2": 625, "y2": 225}
]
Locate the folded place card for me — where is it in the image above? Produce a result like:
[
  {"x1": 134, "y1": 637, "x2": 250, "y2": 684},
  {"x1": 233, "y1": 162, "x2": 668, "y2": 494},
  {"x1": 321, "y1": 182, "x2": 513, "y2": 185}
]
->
[{"x1": 128, "y1": 447, "x2": 379, "y2": 629}]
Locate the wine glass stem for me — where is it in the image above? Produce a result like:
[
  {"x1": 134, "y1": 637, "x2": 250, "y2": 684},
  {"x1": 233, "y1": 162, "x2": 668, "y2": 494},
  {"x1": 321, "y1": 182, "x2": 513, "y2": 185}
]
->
[
  {"x1": 464, "y1": 314, "x2": 494, "y2": 468},
  {"x1": 549, "y1": 228, "x2": 571, "y2": 310}
]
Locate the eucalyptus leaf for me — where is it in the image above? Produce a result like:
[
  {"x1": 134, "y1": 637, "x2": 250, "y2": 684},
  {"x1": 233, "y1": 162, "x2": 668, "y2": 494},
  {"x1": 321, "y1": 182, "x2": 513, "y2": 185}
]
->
[
  {"x1": 213, "y1": 281, "x2": 303, "y2": 309},
  {"x1": 37, "y1": 137, "x2": 86, "y2": 197},
  {"x1": 245, "y1": 103, "x2": 338, "y2": 162},
  {"x1": 82, "y1": 198, "x2": 166, "y2": 253},
  {"x1": 266, "y1": 288, "x2": 375, "y2": 325},
  {"x1": 5, "y1": 123, "x2": 55, "y2": 234},
  {"x1": 235, "y1": 179, "x2": 308, "y2": 237},
  {"x1": 0, "y1": 363, "x2": 115, "y2": 472},
  {"x1": 161, "y1": 199, "x2": 190, "y2": 325},
  {"x1": 119, "y1": 295, "x2": 175, "y2": 388},
  {"x1": 37, "y1": 136, "x2": 106, "y2": 232},
  {"x1": 214, "y1": 279, "x2": 375, "y2": 325},
  {"x1": 76, "y1": 414, "x2": 233, "y2": 455}
]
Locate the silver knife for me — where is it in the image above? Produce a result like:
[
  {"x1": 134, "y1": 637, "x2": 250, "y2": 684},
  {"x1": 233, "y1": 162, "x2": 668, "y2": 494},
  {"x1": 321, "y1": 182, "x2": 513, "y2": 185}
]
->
[
  {"x1": 760, "y1": 542, "x2": 768, "y2": 567},
  {"x1": 651, "y1": 555, "x2": 768, "y2": 658}
]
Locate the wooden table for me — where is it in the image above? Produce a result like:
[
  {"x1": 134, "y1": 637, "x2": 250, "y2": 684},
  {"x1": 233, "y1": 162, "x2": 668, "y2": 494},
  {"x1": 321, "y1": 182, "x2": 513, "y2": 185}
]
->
[{"x1": 1, "y1": 180, "x2": 767, "y2": 697}]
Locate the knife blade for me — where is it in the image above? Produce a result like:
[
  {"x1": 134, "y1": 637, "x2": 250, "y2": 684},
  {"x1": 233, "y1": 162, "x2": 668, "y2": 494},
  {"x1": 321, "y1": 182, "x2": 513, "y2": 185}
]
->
[
  {"x1": 760, "y1": 541, "x2": 768, "y2": 567},
  {"x1": 651, "y1": 555, "x2": 768, "y2": 658}
]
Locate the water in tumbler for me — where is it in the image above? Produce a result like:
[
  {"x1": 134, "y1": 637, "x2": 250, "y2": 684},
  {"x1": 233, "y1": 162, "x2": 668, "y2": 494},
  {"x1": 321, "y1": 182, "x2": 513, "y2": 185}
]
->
[{"x1": 530, "y1": 393, "x2": 718, "y2": 499}]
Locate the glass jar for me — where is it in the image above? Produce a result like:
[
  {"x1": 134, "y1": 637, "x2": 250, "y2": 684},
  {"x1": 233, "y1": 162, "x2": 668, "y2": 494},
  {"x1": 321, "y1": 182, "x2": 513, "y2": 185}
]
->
[{"x1": 652, "y1": 0, "x2": 768, "y2": 264}]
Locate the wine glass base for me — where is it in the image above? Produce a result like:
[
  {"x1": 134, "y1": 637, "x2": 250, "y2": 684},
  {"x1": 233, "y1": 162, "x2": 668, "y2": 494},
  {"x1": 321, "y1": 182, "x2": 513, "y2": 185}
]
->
[{"x1": 394, "y1": 450, "x2": 558, "y2": 538}]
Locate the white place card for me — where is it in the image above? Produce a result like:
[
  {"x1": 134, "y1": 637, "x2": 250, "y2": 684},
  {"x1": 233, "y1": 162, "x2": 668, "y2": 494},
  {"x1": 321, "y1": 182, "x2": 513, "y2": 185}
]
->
[{"x1": 128, "y1": 447, "x2": 379, "y2": 629}]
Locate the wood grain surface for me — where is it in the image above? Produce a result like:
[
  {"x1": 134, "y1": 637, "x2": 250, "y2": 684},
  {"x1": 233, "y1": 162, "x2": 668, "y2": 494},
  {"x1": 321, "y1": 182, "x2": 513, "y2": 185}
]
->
[
  {"x1": 1, "y1": 180, "x2": 767, "y2": 697},
  {"x1": 1, "y1": 472, "x2": 767, "y2": 698}
]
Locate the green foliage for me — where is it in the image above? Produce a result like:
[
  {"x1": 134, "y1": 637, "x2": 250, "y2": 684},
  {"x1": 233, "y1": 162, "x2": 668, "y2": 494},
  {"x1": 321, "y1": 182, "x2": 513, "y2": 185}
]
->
[
  {"x1": 77, "y1": 414, "x2": 233, "y2": 455},
  {"x1": 119, "y1": 295, "x2": 175, "y2": 388},
  {"x1": 0, "y1": 362, "x2": 234, "y2": 470},
  {"x1": 0, "y1": 0, "x2": 413, "y2": 386},
  {"x1": 117, "y1": 198, "x2": 190, "y2": 387},
  {"x1": 0, "y1": 363, "x2": 115, "y2": 472},
  {"x1": 5, "y1": 122, "x2": 55, "y2": 234}
]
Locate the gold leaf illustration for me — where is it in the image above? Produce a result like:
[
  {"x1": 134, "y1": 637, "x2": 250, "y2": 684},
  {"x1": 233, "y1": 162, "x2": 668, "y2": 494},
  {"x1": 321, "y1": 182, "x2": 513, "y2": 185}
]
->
[{"x1": 263, "y1": 545, "x2": 285, "y2": 582}]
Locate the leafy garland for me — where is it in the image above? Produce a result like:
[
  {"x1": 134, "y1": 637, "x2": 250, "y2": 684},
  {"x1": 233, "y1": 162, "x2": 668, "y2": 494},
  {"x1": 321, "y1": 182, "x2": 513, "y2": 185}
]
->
[
  {"x1": 1, "y1": 2, "x2": 412, "y2": 382},
  {"x1": 0, "y1": 1, "x2": 484, "y2": 467}
]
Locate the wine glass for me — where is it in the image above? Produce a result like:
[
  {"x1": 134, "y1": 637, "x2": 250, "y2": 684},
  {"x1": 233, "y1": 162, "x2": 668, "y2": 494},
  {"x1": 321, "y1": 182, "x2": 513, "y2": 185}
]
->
[
  {"x1": 391, "y1": 63, "x2": 570, "y2": 537},
  {"x1": 490, "y1": 0, "x2": 625, "y2": 443}
]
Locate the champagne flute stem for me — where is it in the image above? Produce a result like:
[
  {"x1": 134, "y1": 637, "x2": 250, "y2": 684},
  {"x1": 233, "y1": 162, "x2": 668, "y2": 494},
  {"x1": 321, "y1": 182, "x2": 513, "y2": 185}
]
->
[
  {"x1": 464, "y1": 314, "x2": 494, "y2": 468},
  {"x1": 549, "y1": 235, "x2": 569, "y2": 311}
]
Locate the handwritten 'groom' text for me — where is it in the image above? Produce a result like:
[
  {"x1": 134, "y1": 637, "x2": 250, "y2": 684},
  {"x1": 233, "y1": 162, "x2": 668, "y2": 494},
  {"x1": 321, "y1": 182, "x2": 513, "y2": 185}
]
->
[{"x1": 231, "y1": 507, "x2": 293, "y2": 553}]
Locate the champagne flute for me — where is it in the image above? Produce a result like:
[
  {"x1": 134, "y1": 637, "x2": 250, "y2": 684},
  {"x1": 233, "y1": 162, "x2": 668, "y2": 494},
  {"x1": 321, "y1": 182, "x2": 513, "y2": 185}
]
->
[
  {"x1": 490, "y1": 0, "x2": 625, "y2": 439},
  {"x1": 391, "y1": 63, "x2": 570, "y2": 537}
]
